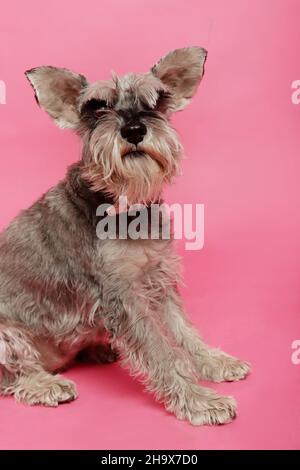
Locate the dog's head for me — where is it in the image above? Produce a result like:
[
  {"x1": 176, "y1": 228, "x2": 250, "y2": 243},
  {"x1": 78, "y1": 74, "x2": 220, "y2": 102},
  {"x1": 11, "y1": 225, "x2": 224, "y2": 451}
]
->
[{"x1": 26, "y1": 47, "x2": 207, "y2": 205}]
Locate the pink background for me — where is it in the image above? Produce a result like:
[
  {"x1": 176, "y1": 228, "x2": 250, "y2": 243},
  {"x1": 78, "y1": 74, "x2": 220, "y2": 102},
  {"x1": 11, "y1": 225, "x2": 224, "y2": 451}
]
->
[{"x1": 0, "y1": 0, "x2": 300, "y2": 450}]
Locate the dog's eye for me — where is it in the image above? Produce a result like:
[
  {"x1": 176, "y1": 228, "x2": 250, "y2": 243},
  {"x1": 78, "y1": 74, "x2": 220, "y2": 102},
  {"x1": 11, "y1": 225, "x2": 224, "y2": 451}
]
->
[
  {"x1": 90, "y1": 99, "x2": 109, "y2": 111},
  {"x1": 140, "y1": 91, "x2": 171, "y2": 114},
  {"x1": 81, "y1": 99, "x2": 110, "y2": 117},
  {"x1": 141, "y1": 101, "x2": 152, "y2": 112}
]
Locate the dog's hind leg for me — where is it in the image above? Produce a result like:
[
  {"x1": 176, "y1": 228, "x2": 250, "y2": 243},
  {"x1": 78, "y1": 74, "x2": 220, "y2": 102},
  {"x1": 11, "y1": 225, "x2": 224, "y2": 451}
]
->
[
  {"x1": 0, "y1": 323, "x2": 77, "y2": 406},
  {"x1": 161, "y1": 290, "x2": 251, "y2": 383}
]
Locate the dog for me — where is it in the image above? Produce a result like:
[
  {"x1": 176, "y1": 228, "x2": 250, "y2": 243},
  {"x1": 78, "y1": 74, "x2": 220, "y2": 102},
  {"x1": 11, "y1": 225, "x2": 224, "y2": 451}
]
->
[{"x1": 0, "y1": 47, "x2": 250, "y2": 425}]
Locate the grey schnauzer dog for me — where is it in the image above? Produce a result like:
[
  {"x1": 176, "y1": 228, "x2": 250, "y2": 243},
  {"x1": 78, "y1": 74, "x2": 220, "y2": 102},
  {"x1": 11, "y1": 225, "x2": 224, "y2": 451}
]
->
[{"x1": 0, "y1": 47, "x2": 250, "y2": 425}]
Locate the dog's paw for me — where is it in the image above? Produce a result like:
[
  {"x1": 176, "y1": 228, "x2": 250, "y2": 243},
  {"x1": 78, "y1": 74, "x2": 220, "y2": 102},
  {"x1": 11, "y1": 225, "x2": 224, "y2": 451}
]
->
[
  {"x1": 194, "y1": 349, "x2": 251, "y2": 383},
  {"x1": 189, "y1": 394, "x2": 236, "y2": 426},
  {"x1": 219, "y1": 357, "x2": 251, "y2": 382},
  {"x1": 169, "y1": 385, "x2": 236, "y2": 426},
  {"x1": 12, "y1": 372, "x2": 77, "y2": 407}
]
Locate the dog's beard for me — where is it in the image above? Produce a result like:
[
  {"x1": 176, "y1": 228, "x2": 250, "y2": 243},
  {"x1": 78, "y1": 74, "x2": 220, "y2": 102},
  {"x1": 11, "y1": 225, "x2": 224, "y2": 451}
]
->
[{"x1": 81, "y1": 115, "x2": 182, "y2": 206}]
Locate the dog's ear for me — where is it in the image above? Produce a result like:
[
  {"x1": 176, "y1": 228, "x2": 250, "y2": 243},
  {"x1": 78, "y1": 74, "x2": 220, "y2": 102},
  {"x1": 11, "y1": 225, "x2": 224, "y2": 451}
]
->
[
  {"x1": 25, "y1": 66, "x2": 88, "y2": 129},
  {"x1": 151, "y1": 47, "x2": 207, "y2": 111}
]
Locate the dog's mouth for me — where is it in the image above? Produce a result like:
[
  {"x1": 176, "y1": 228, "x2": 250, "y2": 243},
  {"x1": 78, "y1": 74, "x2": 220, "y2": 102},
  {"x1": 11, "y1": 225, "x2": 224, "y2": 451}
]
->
[
  {"x1": 122, "y1": 149, "x2": 167, "y2": 172},
  {"x1": 121, "y1": 146, "x2": 169, "y2": 173},
  {"x1": 122, "y1": 150, "x2": 147, "y2": 158}
]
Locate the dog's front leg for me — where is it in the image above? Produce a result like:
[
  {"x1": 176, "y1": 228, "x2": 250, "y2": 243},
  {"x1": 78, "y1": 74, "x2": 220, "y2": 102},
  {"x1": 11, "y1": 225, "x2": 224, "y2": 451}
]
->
[
  {"x1": 161, "y1": 289, "x2": 251, "y2": 383},
  {"x1": 102, "y1": 291, "x2": 236, "y2": 425}
]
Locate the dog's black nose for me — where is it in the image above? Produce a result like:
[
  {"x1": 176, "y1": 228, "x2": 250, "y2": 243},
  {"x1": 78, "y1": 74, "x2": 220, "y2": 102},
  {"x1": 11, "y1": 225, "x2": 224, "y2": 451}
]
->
[{"x1": 121, "y1": 121, "x2": 147, "y2": 145}]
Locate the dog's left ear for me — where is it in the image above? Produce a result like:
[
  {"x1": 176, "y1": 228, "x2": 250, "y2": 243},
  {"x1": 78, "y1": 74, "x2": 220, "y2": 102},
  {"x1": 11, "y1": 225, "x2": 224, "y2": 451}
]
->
[
  {"x1": 25, "y1": 66, "x2": 88, "y2": 129},
  {"x1": 151, "y1": 47, "x2": 207, "y2": 111}
]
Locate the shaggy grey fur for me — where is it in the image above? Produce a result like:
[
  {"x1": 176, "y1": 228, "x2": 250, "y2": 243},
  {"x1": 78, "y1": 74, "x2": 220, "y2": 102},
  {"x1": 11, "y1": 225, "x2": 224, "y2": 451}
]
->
[{"x1": 0, "y1": 47, "x2": 250, "y2": 424}]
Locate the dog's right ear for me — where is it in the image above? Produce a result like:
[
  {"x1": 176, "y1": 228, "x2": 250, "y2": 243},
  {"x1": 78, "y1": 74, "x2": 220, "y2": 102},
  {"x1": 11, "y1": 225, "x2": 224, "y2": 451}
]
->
[{"x1": 25, "y1": 66, "x2": 88, "y2": 129}]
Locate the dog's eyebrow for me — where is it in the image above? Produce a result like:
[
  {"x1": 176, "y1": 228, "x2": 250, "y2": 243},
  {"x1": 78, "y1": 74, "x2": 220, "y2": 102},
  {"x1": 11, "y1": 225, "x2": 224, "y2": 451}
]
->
[
  {"x1": 139, "y1": 89, "x2": 171, "y2": 112},
  {"x1": 80, "y1": 81, "x2": 117, "y2": 108}
]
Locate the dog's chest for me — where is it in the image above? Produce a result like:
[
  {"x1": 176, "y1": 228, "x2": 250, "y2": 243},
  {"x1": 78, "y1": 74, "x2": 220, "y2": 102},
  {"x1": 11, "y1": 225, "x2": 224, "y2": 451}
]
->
[{"x1": 95, "y1": 238, "x2": 172, "y2": 280}]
